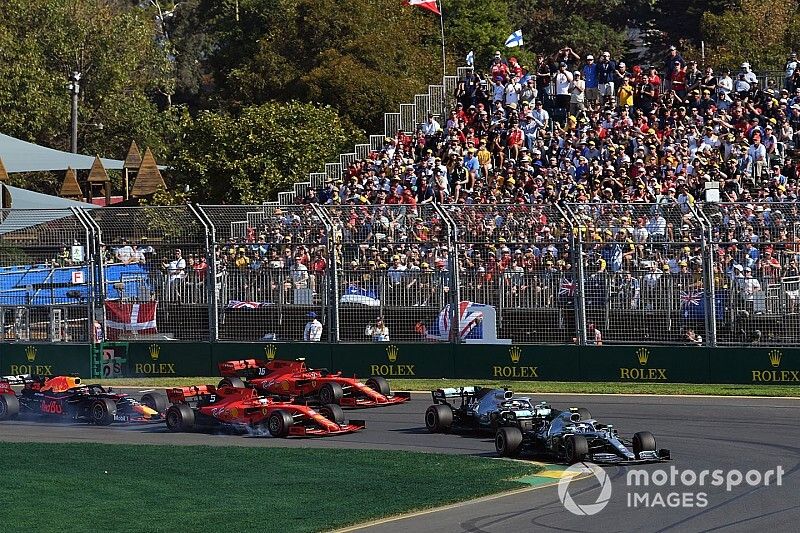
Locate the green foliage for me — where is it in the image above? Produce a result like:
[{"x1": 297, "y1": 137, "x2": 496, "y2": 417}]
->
[
  {"x1": 700, "y1": 0, "x2": 799, "y2": 71},
  {"x1": 442, "y1": 0, "x2": 513, "y2": 68},
  {"x1": 169, "y1": 101, "x2": 354, "y2": 203}
]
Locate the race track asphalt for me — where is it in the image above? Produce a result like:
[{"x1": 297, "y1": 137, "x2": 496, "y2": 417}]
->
[{"x1": 2, "y1": 392, "x2": 799, "y2": 532}]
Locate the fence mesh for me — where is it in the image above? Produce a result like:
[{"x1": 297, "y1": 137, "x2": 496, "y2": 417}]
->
[
  {"x1": 0, "y1": 209, "x2": 91, "y2": 342},
  {"x1": 199, "y1": 205, "x2": 330, "y2": 342},
  {"x1": 702, "y1": 202, "x2": 800, "y2": 346},
  {"x1": 86, "y1": 206, "x2": 209, "y2": 341},
  {"x1": 450, "y1": 204, "x2": 576, "y2": 344},
  {"x1": 323, "y1": 204, "x2": 452, "y2": 343},
  {"x1": 566, "y1": 203, "x2": 707, "y2": 345}
]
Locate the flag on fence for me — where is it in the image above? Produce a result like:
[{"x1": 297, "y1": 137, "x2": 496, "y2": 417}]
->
[
  {"x1": 340, "y1": 284, "x2": 381, "y2": 307},
  {"x1": 104, "y1": 301, "x2": 158, "y2": 340},
  {"x1": 404, "y1": 0, "x2": 440, "y2": 15},
  {"x1": 226, "y1": 300, "x2": 272, "y2": 309},
  {"x1": 559, "y1": 278, "x2": 576, "y2": 298},
  {"x1": 418, "y1": 301, "x2": 485, "y2": 341},
  {"x1": 466, "y1": 50, "x2": 474, "y2": 67},
  {"x1": 681, "y1": 289, "x2": 727, "y2": 320},
  {"x1": 505, "y1": 30, "x2": 523, "y2": 48}
]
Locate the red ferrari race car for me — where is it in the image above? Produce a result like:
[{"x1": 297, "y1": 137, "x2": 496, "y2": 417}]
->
[
  {"x1": 164, "y1": 384, "x2": 366, "y2": 437},
  {"x1": 218, "y1": 358, "x2": 411, "y2": 408},
  {"x1": 0, "y1": 375, "x2": 167, "y2": 425}
]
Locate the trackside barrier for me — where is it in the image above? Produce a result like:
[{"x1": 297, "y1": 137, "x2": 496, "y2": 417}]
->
[{"x1": 84, "y1": 342, "x2": 800, "y2": 385}]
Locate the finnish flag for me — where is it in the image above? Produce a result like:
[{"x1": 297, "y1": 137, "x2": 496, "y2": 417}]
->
[
  {"x1": 466, "y1": 50, "x2": 474, "y2": 67},
  {"x1": 505, "y1": 30, "x2": 523, "y2": 48}
]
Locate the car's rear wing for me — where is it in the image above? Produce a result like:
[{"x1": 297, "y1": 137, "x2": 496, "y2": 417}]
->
[
  {"x1": 431, "y1": 386, "x2": 478, "y2": 405},
  {"x1": 0, "y1": 374, "x2": 33, "y2": 386},
  {"x1": 218, "y1": 359, "x2": 267, "y2": 377},
  {"x1": 167, "y1": 385, "x2": 217, "y2": 405}
]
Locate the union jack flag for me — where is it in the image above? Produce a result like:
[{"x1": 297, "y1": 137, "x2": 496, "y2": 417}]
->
[
  {"x1": 559, "y1": 278, "x2": 576, "y2": 297},
  {"x1": 680, "y1": 291, "x2": 702, "y2": 306},
  {"x1": 423, "y1": 301, "x2": 485, "y2": 341}
]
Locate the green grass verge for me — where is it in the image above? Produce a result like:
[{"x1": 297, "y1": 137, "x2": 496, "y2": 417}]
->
[
  {"x1": 94, "y1": 377, "x2": 800, "y2": 397},
  {"x1": 0, "y1": 442, "x2": 540, "y2": 533}
]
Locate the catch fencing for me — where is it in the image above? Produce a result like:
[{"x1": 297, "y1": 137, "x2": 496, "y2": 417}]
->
[{"x1": 2, "y1": 202, "x2": 800, "y2": 347}]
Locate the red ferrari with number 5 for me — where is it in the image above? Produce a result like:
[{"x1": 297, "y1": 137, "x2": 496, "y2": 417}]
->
[{"x1": 218, "y1": 358, "x2": 411, "y2": 408}]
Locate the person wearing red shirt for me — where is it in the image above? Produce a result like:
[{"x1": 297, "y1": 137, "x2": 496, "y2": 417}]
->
[
  {"x1": 401, "y1": 189, "x2": 417, "y2": 206},
  {"x1": 670, "y1": 63, "x2": 686, "y2": 98}
]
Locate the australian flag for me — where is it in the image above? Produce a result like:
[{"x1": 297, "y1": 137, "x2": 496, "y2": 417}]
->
[
  {"x1": 340, "y1": 284, "x2": 381, "y2": 307},
  {"x1": 681, "y1": 290, "x2": 727, "y2": 320}
]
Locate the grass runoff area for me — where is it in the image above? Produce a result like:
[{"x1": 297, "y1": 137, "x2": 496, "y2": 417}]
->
[
  {"x1": 96, "y1": 377, "x2": 800, "y2": 397},
  {"x1": 0, "y1": 442, "x2": 540, "y2": 533}
]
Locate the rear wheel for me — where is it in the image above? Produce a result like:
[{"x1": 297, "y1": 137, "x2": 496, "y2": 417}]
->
[
  {"x1": 318, "y1": 403, "x2": 345, "y2": 424},
  {"x1": 565, "y1": 435, "x2": 589, "y2": 464},
  {"x1": 267, "y1": 410, "x2": 294, "y2": 437},
  {"x1": 165, "y1": 404, "x2": 195, "y2": 432},
  {"x1": 576, "y1": 408, "x2": 592, "y2": 421},
  {"x1": 424, "y1": 404, "x2": 453, "y2": 433},
  {"x1": 0, "y1": 393, "x2": 19, "y2": 420},
  {"x1": 495, "y1": 427, "x2": 523, "y2": 457},
  {"x1": 140, "y1": 392, "x2": 167, "y2": 413},
  {"x1": 90, "y1": 399, "x2": 116, "y2": 426},
  {"x1": 218, "y1": 377, "x2": 245, "y2": 389},
  {"x1": 318, "y1": 382, "x2": 343, "y2": 405},
  {"x1": 632, "y1": 431, "x2": 656, "y2": 459},
  {"x1": 365, "y1": 376, "x2": 390, "y2": 396}
]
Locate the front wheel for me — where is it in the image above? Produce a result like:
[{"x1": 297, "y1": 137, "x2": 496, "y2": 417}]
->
[
  {"x1": 267, "y1": 410, "x2": 294, "y2": 437},
  {"x1": 140, "y1": 392, "x2": 167, "y2": 413},
  {"x1": 218, "y1": 377, "x2": 245, "y2": 389},
  {"x1": 318, "y1": 403, "x2": 344, "y2": 424},
  {"x1": 318, "y1": 382, "x2": 343, "y2": 405},
  {"x1": 565, "y1": 435, "x2": 589, "y2": 464},
  {"x1": 90, "y1": 399, "x2": 116, "y2": 426},
  {"x1": 632, "y1": 431, "x2": 656, "y2": 459},
  {"x1": 495, "y1": 427, "x2": 523, "y2": 457},
  {"x1": 365, "y1": 376, "x2": 390, "y2": 396}
]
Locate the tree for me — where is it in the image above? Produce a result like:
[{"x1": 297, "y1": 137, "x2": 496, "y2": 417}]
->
[
  {"x1": 169, "y1": 101, "x2": 355, "y2": 203},
  {"x1": 701, "y1": 0, "x2": 799, "y2": 71}
]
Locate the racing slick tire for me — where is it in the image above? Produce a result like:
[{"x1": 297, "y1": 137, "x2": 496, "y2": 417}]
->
[
  {"x1": 0, "y1": 393, "x2": 19, "y2": 420},
  {"x1": 566, "y1": 435, "x2": 589, "y2": 464},
  {"x1": 495, "y1": 426, "x2": 523, "y2": 457},
  {"x1": 267, "y1": 410, "x2": 294, "y2": 437},
  {"x1": 365, "y1": 376, "x2": 391, "y2": 396},
  {"x1": 318, "y1": 382, "x2": 343, "y2": 405},
  {"x1": 318, "y1": 403, "x2": 345, "y2": 424},
  {"x1": 218, "y1": 377, "x2": 245, "y2": 389},
  {"x1": 425, "y1": 404, "x2": 453, "y2": 433},
  {"x1": 166, "y1": 404, "x2": 195, "y2": 432},
  {"x1": 140, "y1": 392, "x2": 168, "y2": 414},
  {"x1": 89, "y1": 398, "x2": 117, "y2": 426},
  {"x1": 633, "y1": 431, "x2": 657, "y2": 459},
  {"x1": 576, "y1": 408, "x2": 592, "y2": 421}
]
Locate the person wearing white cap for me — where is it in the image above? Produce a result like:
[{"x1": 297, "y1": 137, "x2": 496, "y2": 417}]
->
[
  {"x1": 582, "y1": 54, "x2": 599, "y2": 107},
  {"x1": 741, "y1": 62, "x2": 757, "y2": 84}
]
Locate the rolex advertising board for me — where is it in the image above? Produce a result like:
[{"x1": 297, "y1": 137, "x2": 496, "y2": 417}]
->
[
  {"x1": 0, "y1": 344, "x2": 91, "y2": 377},
  {"x1": 125, "y1": 343, "x2": 212, "y2": 377},
  {"x1": 330, "y1": 343, "x2": 454, "y2": 379},
  {"x1": 578, "y1": 346, "x2": 711, "y2": 383},
  {"x1": 453, "y1": 344, "x2": 576, "y2": 381}
]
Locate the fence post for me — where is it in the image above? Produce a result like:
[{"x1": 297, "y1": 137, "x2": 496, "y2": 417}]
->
[
  {"x1": 189, "y1": 204, "x2": 216, "y2": 342},
  {"x1": 434, "y1": 204, "x2": 460, "y2": 344},
  {"x1": 695, "y1": 205, "x2": 717, "y2": 347},
  {"x1": 313, "y1": 204, "x2": 338, "y2": 343}
]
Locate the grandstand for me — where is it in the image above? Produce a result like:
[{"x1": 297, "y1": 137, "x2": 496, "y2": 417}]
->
[{"x1": 2, "y1": 51, "x2": 800, "y2": 347}]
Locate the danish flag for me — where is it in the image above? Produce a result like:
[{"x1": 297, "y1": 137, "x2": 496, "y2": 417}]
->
[
  {"x1": 404, "y1": 0, "x2": 440, "y2": 15},
  {"x1": 104, "y1": 301, "x2": 158, "y2": 340}
]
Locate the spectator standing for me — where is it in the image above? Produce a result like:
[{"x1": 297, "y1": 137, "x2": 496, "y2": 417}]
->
[
  {"x1": 303, "y1": 312, "x2": 323, "y2": 341},
  {"x1": 582, "y1": 54, "x2": 599, "y2": 108},
  {"x1": 554, "y1": 63, "x2": 573, "y2": 110},
  {"x1": 569, "y1": 71, "x2": 586, "y2": 118},
  {"x1": 597, "y1": 52, "x2": 617, "y2": 106},
  {"x1": 365, "y1": 316, "x2": 390, "y2": 342},
  {"x1": 786, "y1": 52, "x2": 798, "y2": 89},
  {"x1": 664, "y1": 45, "x2": 685, "y2": 91}
]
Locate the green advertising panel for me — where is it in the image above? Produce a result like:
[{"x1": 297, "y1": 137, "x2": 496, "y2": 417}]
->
[
  {"x1": 453, "y1": 344, "x2": 578, "y2": 381},
  {"x1": 710, "y1": 347, "x2": 800, "y2": 385},
  {"x1": 125, "y1": 342, "x2": 213, "y2": 378},
  {"x1": 579, "y1": 346, "x2": 711, "y2": 383},
  {"x1": 211, "y1": 342, "x2": 332, "y2": 372},
  {"x1": 331, "y1": 343, "x2": 454, "y2": 379},
  {"x1": 0, "y1": 343, "x2": 91, "y2": 377}
]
